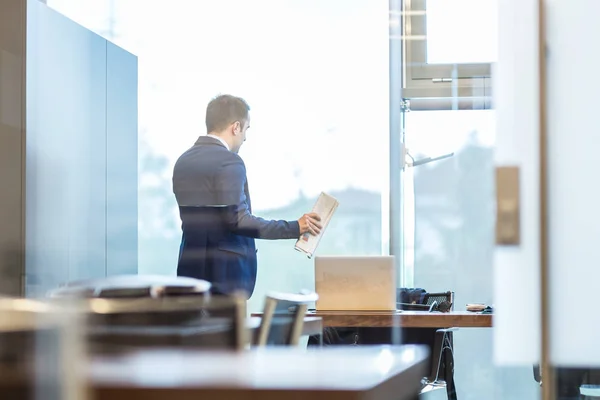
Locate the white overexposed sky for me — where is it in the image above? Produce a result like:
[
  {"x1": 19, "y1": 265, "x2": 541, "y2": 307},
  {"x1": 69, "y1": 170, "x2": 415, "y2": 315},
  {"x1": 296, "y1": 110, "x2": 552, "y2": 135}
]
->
[
  {"x1": 47, "y1": 0, "x2": 390, "y2": 210},
  {"x1": 426, "y1": 0, "x2": 498, "y2": 64},
  {"x1": 46, "y1": 0, "x2": 495, "y2": 210}
]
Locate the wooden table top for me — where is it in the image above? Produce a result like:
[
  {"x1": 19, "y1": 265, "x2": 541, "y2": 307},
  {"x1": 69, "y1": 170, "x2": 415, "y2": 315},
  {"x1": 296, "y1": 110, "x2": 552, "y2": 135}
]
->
[
  {"x1": 303, "y1": 310, "x2": 493, "y2": 328},
  {"x1": 90, "y1": 345, "x2": 429, "y2": 400}
]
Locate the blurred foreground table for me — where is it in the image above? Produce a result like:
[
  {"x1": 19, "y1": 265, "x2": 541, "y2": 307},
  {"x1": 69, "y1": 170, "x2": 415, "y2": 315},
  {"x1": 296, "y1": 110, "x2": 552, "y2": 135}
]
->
[{"x1": 91, "y1": 345, "x2": 428, "y2": 400}]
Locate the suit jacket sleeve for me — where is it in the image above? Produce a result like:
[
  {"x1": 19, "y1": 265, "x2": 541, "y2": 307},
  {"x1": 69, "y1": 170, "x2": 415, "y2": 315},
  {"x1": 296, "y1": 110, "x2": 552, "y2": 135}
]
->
[{"x1": 216, "y1": 157, "x2": 300, "y2": 240}]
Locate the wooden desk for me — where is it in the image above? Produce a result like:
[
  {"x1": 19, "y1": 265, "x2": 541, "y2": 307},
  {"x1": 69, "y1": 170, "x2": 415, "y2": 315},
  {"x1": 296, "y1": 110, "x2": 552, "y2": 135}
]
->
[
  {"x1": 303, "y1": 311, "x2": 492, "y2": 329},
  {"x1": 91, "y1": 345, "x2": 429, "y2": 400}
]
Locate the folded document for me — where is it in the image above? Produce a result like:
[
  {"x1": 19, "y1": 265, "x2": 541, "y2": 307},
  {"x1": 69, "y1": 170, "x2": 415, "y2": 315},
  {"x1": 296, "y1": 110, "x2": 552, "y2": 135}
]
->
[{"x1": 294, "y1": 192, "x2": 339, "y2": 258}]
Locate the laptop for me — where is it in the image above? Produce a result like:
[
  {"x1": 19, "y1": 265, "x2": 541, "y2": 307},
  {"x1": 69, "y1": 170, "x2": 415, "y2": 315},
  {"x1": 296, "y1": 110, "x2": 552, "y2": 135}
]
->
[{"x1": 314, "y1": 256, "x2": 397, "y2": 311}]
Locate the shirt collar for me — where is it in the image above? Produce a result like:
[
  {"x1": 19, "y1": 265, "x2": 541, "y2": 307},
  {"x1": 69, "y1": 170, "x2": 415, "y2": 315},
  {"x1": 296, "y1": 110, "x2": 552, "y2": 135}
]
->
[{"x1": 206, "y1": 134, "x2": 230, "y2": 151}]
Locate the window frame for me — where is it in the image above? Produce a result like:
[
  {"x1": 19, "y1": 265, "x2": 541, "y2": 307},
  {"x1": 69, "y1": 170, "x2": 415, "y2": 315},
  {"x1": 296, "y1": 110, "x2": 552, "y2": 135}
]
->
[{"x1": 403, "y1": 0, "x2": 494, "y2": 107}]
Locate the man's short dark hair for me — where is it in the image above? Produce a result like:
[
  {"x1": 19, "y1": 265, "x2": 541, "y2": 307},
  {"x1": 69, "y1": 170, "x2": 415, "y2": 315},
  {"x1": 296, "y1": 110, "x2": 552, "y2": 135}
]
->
[{"x1": 205, "y1": 94, "x2": 250, "y2": 133}]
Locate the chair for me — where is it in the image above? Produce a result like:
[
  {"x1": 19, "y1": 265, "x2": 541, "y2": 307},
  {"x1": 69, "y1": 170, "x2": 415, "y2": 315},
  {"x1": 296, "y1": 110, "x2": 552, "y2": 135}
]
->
[
  {"x1": 397, "y1": 290, "x2": 454, "y2": 313},
  {"x1": 424, "y1": 291, "x2": 455, "y2": 313},
  {"x1": 255, "y1": 291, "x2": 319, "y2": 346},
  {"x1": 415, "y1": 291, "x2": 458, "y2": 400},
  {"x1": 420, "y1": 328, "x2": 458, "y2": 396}
]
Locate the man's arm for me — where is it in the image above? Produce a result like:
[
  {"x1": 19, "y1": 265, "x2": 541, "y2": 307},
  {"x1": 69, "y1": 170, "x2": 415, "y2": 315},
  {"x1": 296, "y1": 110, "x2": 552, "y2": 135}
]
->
[{"x1": 216, "y1": 157, "x2": 300, "y2": 240}]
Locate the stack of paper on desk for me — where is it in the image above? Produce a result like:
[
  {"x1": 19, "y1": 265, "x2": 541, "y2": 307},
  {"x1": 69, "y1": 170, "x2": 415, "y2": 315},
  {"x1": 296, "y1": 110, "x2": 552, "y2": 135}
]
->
[{"x1": 294, "y1": 192, "x2": 339, "y2": 259}]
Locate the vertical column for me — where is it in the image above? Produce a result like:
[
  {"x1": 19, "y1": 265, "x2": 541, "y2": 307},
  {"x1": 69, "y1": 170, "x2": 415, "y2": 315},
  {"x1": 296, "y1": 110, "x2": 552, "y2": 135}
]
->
[
  {"x1": 389, "y1": 0, "x2": 404, "y2": 287},
  {"x1": 493, "y1": 0, "x2": 541, "y2": 365},
  {"x1": 545, "y1": 0, "x2": 600, "y2": 366},
  {"x1": 0, "y1": 0, "x2": 25, "y2": 296}
]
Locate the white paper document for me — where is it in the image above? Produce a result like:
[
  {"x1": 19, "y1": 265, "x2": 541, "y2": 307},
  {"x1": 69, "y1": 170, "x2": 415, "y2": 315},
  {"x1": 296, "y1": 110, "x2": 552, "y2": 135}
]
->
[{"x1": 294, "y1": 192, "x2": 339, "y2": 259}]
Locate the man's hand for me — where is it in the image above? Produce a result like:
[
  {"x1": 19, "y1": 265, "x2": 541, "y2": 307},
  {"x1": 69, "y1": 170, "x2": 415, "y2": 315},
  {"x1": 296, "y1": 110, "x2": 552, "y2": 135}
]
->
[{"x1": 298, "y1": 213, "x2": 322, "y2": 236}]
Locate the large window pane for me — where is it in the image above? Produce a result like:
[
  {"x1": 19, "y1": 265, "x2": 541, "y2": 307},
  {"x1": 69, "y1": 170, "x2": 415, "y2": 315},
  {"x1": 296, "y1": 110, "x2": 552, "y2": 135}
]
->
[
  {"x1": 405, "y1": 109, "x2": 495, "y2": 309},
  {"x1": 403, "y1": 110, "x2": 537, "y2": 398},
  {"x1": 426, "y1": 0, "x2": 498, "y2": 64},
  {"x1": 405, "y1": 111, "x2": 497, "y2": 398},
  {"x1": 46, "y1": 0, "x2": 389, "y2": 312}
]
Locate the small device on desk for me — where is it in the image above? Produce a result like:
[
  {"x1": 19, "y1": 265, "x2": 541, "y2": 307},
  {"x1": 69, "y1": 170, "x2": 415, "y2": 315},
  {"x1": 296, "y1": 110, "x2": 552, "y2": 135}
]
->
[
  {"x1": 314, "y1": 256, "x2": 396, "y2": 311},
  {"x1": 466, "y1": 303, "x2": 486, "y2": 312}
]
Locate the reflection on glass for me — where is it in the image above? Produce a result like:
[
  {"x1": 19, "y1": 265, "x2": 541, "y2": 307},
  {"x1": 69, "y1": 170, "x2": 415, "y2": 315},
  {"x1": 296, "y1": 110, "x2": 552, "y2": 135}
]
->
[
  {"x1": 404, "y1": 110, "x2": 495, "y2": 291},
  {"x1": 404, "y1": 110, "x2": 537, "y2": 399},
  {"x1": 426, "y1": 0, "x2": 498, "y2": 64}
]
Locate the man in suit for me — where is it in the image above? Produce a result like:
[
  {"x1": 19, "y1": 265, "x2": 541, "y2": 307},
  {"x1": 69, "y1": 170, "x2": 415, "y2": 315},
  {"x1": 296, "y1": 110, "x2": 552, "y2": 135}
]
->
[{"x1": 172, "y1": 94, "x2": 321, "y2": 298}]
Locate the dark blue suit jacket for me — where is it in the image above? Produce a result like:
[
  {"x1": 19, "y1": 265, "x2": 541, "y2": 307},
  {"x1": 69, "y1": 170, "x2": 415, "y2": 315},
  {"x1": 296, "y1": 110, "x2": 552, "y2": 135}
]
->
[{"x1": 172, "y1": 136, "x2": 300, "y2": 298}]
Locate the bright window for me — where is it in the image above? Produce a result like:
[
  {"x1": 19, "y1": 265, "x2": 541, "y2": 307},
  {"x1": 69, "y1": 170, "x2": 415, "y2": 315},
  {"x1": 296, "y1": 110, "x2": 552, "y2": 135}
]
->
[{"x1": 46, "y1": 0, "x2": 390, "y2": 312}]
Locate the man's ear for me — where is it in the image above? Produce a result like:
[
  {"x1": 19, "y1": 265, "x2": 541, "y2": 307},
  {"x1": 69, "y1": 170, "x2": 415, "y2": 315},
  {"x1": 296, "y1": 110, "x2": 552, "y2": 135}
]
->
[{"x1": 233, "y1": 121, "x2": 241, "y2": 135}]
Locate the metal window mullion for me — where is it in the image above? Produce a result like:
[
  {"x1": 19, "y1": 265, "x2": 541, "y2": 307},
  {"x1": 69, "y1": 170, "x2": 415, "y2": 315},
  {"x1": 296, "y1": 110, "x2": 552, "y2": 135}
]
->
[{"x1": 389, "y1": 0, "x2": 405, "y2": 291}]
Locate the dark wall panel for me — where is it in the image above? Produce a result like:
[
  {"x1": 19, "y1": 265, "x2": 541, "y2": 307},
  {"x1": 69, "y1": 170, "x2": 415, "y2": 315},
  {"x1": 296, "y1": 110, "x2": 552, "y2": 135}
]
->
[
  {"x1": 23, "y1": 0, "x2": 138, "y2": 296},
  {"x1": 26, "y1": 0, "x2": 108, "y2": 295},
  {"x1": 0, "y1": 0, "x2": 138, "y2": 296}
]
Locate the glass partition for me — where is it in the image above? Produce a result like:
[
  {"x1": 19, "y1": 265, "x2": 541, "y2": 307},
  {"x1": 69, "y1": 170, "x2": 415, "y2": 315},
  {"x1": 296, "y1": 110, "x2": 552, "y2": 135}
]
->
[
  {"x1": 23, "y1": 0, "x2": 554, "y2": 399},
  {"x1": 401, "y1": 0, "x2": 539, "y2": 398}
]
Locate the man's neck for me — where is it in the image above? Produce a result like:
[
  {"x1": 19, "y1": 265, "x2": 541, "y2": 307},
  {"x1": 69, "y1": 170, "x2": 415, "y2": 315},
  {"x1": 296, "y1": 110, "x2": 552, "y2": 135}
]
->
[{"x1": 206, "y1": 133, "x2": 230, "y2": 151}]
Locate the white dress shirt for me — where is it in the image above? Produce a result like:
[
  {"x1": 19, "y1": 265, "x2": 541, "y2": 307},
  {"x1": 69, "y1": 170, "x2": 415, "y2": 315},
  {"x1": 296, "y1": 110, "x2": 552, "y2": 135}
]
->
[{"x1": 206, "y1": 134, "x2": 230, "y2": 151}]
